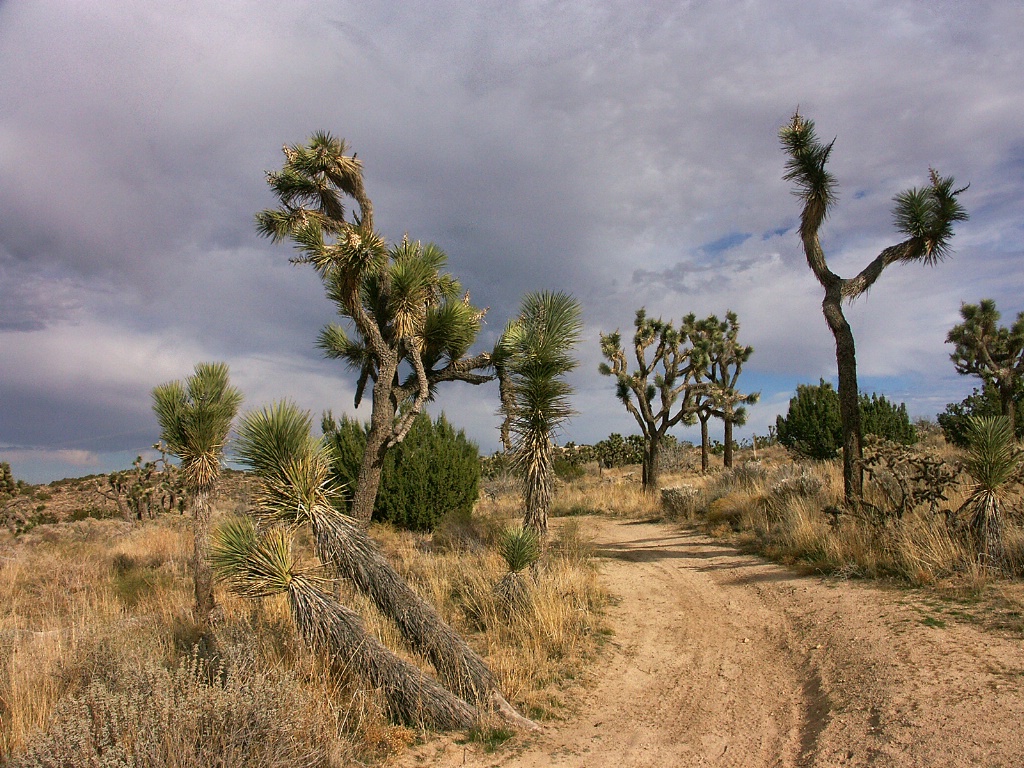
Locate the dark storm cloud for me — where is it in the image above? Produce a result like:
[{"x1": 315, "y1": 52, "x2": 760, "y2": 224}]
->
[{"x1": 0, "y1": 0, "x2": 1022, "y2": 480}]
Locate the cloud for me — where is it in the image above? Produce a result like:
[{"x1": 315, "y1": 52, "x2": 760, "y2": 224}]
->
[{"x1": 1, "y1": 0, "x2": 1022, "y2": 480}]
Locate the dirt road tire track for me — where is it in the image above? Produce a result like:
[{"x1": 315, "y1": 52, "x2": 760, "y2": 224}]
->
[{"x1": 398, "y1": 516, "x2": 1024, "y2": 767}]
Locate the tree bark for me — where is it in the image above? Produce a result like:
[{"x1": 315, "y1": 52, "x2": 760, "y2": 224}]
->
[
  {"x1": 350, "y1": 356, "x2": 399, "y2": 525},
  {"x1": 289, "y1": 576, "x2": 478, "y2": 730},
  {"x1": 1000, "y1": 384, "x2": 1017, "y2": 436},
  {"x1": 723, "y1": 410, "x2": 735, "y2": 469},
  {"x1": 699, "y1": 414, "x2": 710, "y2": 474},
  {"x1": 822, "y1": 292, "x2": 864, "y2": 502},
  {"x1": 192, "y1": 485, "x2": 216, "y2": 624},
  {"x1": 523, "y1": 439, "x2": 552, "y2": 536},
  {"x1": 642, "y1": 434, "x2": 661, "y2": 492},
  {"x1": 312, "y1": 513, "x2": 537, "y2": 729}
]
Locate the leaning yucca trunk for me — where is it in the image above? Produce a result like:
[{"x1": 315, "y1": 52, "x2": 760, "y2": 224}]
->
[
  {"x1": 522, "y1": 436, "x2": 552, "y2": 536},
  {"x1": 192, "y1": 485, "x2": 216, "y2": 623},
  {"x1": 311, "y1": 513, "x2": 537, "y2": 729},
  {"x1": 288, "y1": 574, "x2": 477, "y2": 730},
  {"x1": 970, "y1": 492, "x2": 1007, "y2": 573}
]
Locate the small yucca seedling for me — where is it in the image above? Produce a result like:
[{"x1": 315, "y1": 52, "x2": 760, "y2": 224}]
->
[
  {"x1": 498, "y1": 526, "x2": 541, "y2": 573},
  {"x1": 496, "y1": 526, "x2": 541, "y2": 615}
]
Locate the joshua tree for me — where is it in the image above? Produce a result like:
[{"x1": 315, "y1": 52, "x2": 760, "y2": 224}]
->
[
  {"x1": 152, "y1": 362, "x2": 242, "y2": 624},
  {"x1": 497, "y1": 291, "x2": 583, "y2": 535},
  {"x1": 947, "y1": 299, "x2": 1024, "y2": 435},
  {"x1": 234, "y1": 401, "x2": 535, "y2": 729},
  {"x1": 213, "y1": 518, "x2": 478, "y2": 729},
  {"x1": 957, "y1": 415, "x2": 1022, "y2": 573},
  {"x1": 599, "y1": 309, "x2": 707, "y2": 492},
  {"x1": 780, "y1": 112, "x2": 968, "y2": 502},
  {"x1": 256, "y1": 132, "x2": 494, "y2": 524},
  {"x1": 689, "y1": 312, "x2": 758, "y2": 469}
]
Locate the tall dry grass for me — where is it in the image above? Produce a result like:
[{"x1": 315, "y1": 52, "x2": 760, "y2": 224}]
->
[
  {"x1": 657, "y1": 443, "x2": 1024, "y2": 588},
  {"x1": 0, "y1": 487, "x2": 606, "y2": 765}
]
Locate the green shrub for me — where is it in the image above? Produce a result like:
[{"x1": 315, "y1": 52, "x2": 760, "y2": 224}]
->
[
  {"x1": 323, "y1": 411, "x2": 480, "y2": 531},
  {"x1": 776, "y1": 380, "x2": 916, "y2": 459},
  {"x1": 938, "y1": 383, "x2": 1024, "y2": 447}
]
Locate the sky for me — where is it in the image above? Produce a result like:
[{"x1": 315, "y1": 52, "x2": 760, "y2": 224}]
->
[{"x1": 1, "y1": 1, "x2": 1022, "y2": 483}]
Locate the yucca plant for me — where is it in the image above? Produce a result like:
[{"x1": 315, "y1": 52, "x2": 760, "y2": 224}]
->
[
  {"x1": 212, "y1": 518, "x2": 477, "y2": 729},
  {"x1": 233, "y1": 401, "x2": 536, "y2": 729},
  {"x1": 958, "y1": 415, "x2": 1023, "y2": 573},
  {"x1": 152, "y1": 362, "x2": 242, "y2": 624},
  {"x1": 497, "y1": 291, "x2": 583, "y2": 535},
  {"x1": 495, "y1": 526, "x2": 541, "y2": 614}
]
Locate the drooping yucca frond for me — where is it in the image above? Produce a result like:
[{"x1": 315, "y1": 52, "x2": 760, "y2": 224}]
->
[{"x1": 212, "y1": 518, "x2": 294, "y2": 599}]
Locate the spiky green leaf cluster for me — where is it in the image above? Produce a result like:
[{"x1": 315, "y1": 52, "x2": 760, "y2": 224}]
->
[
  {"x1": 962, "y1": 415, "x2": 1023, "y2": 494},
  {"x1": 234, "y1": 401, "x2": 342, "y2": 527},
  {"x1": 151, "y1": 362, "x2": 242, "y2": 489},
  {"x1": 211, "y1": 517, "x2": 294, "y2": 599},
  {"x1": 498, "y1": 526, "x2": 542, "y2": 573}
]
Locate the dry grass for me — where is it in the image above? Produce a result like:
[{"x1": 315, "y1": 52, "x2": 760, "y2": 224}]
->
[{"x1": 0, "y1": 482, "x2": 605, "y2": 765}]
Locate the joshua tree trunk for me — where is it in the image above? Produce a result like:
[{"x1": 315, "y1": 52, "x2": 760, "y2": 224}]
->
[
  {"x1": 350, "y1": 354, "x2": 400, "y2": 525},
  {"x1": 312, "y1": 512, "x2": 537, "y2": 729},
  {"x1": 699, "y1": 412, "x2": 711, "y2": 473},
  {"x1": 288, "y1": 575, "x2": 478, "y2": 730},
  {"x1": 723, "y1": 409, "x2": 735, "y2": 469},
  {"x1": 1000, "y1": 386, "x2": 1017, "y2": 436},
  {"x1": 823, "y1": 292, "x2": 864, "y2": 502},
  {"x1": 642, "y1": 434, "x2": 661, "y2": 492},
  {"x1": 192, "y1": 485, "x2": 216, "y2": 623}
]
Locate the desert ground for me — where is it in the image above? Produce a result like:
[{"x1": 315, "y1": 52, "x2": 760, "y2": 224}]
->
[{"x1": 399, "y1": 515, "x2": 1024, "y2": 768}]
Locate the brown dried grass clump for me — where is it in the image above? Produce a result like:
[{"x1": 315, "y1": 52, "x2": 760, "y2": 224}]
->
[{"x1": 1, "y1": 480, "x2": 606, "y2": 765}]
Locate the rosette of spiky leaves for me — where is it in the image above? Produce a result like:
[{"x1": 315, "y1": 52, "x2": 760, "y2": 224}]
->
[
  {"x1": 495, "y1": 526, "x2": 540, "y2": 615},
  {"x1": 211, "y1": 517, "x2": 478, "y2": 729},
  {"x1": 498, "y1": 526, "x2": 542, "y2": 574},
  {"x1": 234, "y1": 401, "x2": 342, "y2": 530},
  {"x1": 152, "y1": 362, "x2": 242, "y2": 490}
]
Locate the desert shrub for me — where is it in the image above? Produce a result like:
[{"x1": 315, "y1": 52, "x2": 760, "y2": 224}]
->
[
  {"x1": 323, "y1": 411, "x2": 480, "y2": 531},
  {"x1": 593, "y1": 433, "x2": 644, "y2": 468},
  {"x1": 938, "y1": 383, "x2": 1024, "y2": 448},
  {"x1": 660, "y1": 485, "x2": 703, "y2": 519},
  {"x1": 552, "y1": 455, "x2": 585, "y2": 482},
  {"x1": 776, "y1": 380, "x2": 916, "y2": 459},
  {"x1": 12, "y1": 645, "x2": 334, "y2": 768}
]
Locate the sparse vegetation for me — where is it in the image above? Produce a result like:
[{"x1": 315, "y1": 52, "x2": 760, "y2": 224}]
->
[{"x1": 0, "y1": 472, "x2": 606, "y2": 764}]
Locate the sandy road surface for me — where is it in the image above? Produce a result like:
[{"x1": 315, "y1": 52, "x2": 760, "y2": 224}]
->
[{"x1": 399, "y1": 516, "x2": 1024, "y2": 767}]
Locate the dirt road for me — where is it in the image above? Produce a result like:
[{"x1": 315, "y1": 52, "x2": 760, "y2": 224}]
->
[{"x1": 399, "y1": 516, "x2": 1024, "y2": 767}]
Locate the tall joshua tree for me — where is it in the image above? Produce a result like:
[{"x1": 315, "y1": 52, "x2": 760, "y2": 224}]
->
[
  {"x1": 497, "y1": 291, "x2": 583, "y2": 535},
  {"x1": 599, "y1": 309, "x2": 707, "y2": 492},
  {"x1": 256, "y1": 132, "x2": 494, "y2": 524},
  {"x1": 152, "y1": 362, "x2": 242, "y2": 624},
  {"x1": 947, "y1": 299, "x2": 1024, "y2": 435},
  {"x1": 689, "y1": 312, "x2": 758, "y2": 469},
  {"x1": 780, "y1": 112, "x2": 968, "y2": 502},
  {"x1": 234, "y1": 401, "x2": 535, "y2": 729}
]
